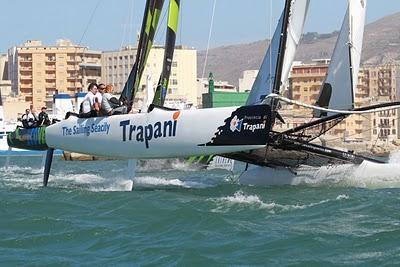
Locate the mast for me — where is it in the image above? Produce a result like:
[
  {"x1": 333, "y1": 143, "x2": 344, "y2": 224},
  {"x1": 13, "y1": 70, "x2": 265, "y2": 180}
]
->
[
  {"x1": 152, "y1": 0, "x2": 180, "y2": 107},
  {"x1": 348, "y1": 44, "x2": 355, "y2": 109},
  {"x1": 120, "y1": 0, "x2": 153, "y2": 103},
  {"x1": 267, "y1": 0, "x2": 292, "y2": 130},
  {"x1": 119, "y1": 0, "x2": 165, "y2": 111},
  {"x1": 272, "y1": 0, "x2": 292, "y2": 96},
  {"x1": 246, "y1": 0, "x2": 309, "y2": 106}
]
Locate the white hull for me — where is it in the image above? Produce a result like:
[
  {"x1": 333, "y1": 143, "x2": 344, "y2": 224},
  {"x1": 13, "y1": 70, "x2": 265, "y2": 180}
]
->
[{"x1": 46, "y1": 106, "x2": 268, "y2": 159}]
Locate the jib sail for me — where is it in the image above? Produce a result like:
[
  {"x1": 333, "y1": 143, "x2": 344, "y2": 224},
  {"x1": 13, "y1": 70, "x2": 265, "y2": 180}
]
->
[
  {"x1": 152, "y1": 0, "x2": 180, "y2": 107},
  {"x1": 246, "y1": 0, "x2": 310, "y2": 106},
  {"x1": 119, "y1": 0, "x2": 165, "y2": 111},
  {"x1": 314, "y1": 0, "x2": 367, "y2": 117}
]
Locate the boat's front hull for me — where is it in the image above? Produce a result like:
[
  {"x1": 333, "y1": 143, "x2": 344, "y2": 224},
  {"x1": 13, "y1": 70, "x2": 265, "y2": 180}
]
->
[
  {"x1": 45, "y1": 105, "x2": 271, "y2": 159},
  {"x1": 7, "y1": 126, "x2": 48, "y2": 151}
]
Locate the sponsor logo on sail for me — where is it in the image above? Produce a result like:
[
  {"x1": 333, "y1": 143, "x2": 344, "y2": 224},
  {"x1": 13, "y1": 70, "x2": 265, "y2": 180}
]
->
[{"x1": 120, "y1": 111, "x2": 180, "y2": 149}]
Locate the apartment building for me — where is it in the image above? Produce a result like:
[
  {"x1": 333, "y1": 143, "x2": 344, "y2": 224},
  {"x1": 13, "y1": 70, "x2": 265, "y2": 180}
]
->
[
  {"x1": 8, "y1": 40, "x2": 101, "y2": 110},
  {"x1": 289, "y1": 60, "x2": 329, "y2": 109},
  {"x1": 0, "y1": 54, "x2": 12, "y2": 96},
  {"x1": 360, "y1": 65, "x2": 400, "y2": 142},
  {"x1": 288, "y1": 61, "x2": 400, "y2": 143},
  {"x1": 101, "y1": 45, "x2": 197, "y2": 108}
]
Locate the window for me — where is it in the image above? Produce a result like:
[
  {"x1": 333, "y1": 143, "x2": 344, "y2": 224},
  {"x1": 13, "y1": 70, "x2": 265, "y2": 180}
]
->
[
  {"x1": 172, "y1": 61, "x2": 177, "y2": 67},
  {"x1": 172, "y1": 79, "x2": 178, "y2": 85}
]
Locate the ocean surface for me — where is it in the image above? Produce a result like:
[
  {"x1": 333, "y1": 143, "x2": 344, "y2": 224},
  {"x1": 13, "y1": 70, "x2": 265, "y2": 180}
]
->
[{"x1": 0, "y1": 154, "x2": 400, "y2": 266}]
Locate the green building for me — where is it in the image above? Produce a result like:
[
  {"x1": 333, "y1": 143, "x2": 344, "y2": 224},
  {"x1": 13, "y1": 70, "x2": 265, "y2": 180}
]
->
[{"x1": 202, "y1": 73, "x2": 249, "y2": 108}]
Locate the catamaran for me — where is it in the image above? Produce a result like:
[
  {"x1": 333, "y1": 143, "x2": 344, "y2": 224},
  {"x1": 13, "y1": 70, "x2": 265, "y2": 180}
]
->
[{"x1": 7, "y1": 0, "x2": 400, "y2": 186}]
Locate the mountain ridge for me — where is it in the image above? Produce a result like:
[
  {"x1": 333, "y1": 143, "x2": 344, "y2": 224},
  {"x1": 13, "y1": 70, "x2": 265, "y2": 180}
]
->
[{"x1": 197, "y1": 11, "x2": 400, "y2": 87}]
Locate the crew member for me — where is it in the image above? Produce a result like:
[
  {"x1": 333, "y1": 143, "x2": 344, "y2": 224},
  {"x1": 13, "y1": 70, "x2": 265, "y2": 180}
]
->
[
  {"x1": 21, "y1": 108, "x2": 37, "y2": 128},
  {"x1": 101, "y1": 84, "x2": 128, "y2": 115},
  {"x1": 38, "y1": 106, "x2": 51, "y2": 126},
  {"x1": 79, "y1": 83, "x2": 99, "y2": 117}
]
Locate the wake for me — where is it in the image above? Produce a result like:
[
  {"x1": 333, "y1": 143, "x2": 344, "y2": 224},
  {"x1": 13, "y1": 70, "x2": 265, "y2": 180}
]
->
[{"x1": 239, "y1": 151, "x2": 400, "y2": 188}]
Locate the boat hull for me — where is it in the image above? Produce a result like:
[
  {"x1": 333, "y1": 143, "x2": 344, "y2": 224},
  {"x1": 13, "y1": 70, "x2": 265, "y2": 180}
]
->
[
  {"x1": 7, "y1": 126, "x2": 48, "y2": 151},
  {"x1": 45, "y1": 105, "x2": 271, "y2": 159}
]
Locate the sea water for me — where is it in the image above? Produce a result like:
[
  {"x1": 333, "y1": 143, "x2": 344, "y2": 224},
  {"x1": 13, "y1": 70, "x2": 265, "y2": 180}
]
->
[{"x1": 0, "y1": 155, "x2": 400, "y2": 265}]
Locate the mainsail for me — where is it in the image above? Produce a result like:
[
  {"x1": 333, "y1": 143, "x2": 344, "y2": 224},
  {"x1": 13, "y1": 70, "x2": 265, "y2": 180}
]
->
[
  {"x1": 314, "y1": 0, "x2": 367, "y2": 116},
  {"x1": 152, "y1": 0, "x2": 180, "y2": 107},
  {"x1": 119, "y1": 0, "x2": 165, "y2": 110},
  {"x1": 246, "y1": 0, "x2": 310, "y2": 106}
]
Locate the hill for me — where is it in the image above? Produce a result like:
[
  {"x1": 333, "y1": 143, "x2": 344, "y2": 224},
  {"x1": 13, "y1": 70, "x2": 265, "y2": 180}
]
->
[{"x1": 197, "y1": 12, "x2": 400, "y2": 86}]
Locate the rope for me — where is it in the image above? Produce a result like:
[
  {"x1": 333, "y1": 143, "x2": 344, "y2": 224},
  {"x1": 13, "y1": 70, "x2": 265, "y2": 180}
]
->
[
  {"x1": 269, "y1": 0, "x2": 273, "y2": 90},
  {"x1": 74, "y1": 0, "x2": 103, "y2": 92},
  {"x1": 77, "y1": 0, "x2": 103, "y2": 46},
  {"x1": 154, "y1": 6, "x2": 168, "y2": 42},
  {"x1": 266, "y1": 94, "x2": 400, "y2": 115},
  {"x1": 201, "y1": 0, "x2": 217, "y2": 79},
  {"x1": 179, "y1": 0, "x2": 183, "y2": 45}
]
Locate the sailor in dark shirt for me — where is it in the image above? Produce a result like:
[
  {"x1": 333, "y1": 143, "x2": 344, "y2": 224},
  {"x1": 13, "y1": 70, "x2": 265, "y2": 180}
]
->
[{"x1": 38, "y1": 106, "x2": 51, "y2": 126}]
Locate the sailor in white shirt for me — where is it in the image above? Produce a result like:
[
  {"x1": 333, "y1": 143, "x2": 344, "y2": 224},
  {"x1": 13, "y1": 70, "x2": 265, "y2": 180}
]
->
[{"x1": 81, "y1": 83, "x2": 99, "y2": 114}]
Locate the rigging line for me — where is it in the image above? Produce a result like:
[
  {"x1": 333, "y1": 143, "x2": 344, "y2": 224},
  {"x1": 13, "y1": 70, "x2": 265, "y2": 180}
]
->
[
  {"x1": 128, "y1": 0, "x2": 135, "y2": 46},
  {"x1": 179, "y1": 0, "x2": 183, "y2": 45},
  {"x1": 269, "y1": 0, "x2": 273, "y2": 91},
  {"x1": 73, "y1": 0, "x2": 103, "y2": 92},
  {"x1": 201, "y1": 0, "x2": 217, "y2": 79},
  {"x1": 77, "y1": 0, "x2": 103, "y2": 46},
  {"x1": 154, "y1": 5, "x2": 168, "y2": 43},
  {"x1": 119, "y1": 3, "x2": 129, "y2": 50},
  {"x1": 266, "y1": 94, "x2": 400, "y2": 115}
]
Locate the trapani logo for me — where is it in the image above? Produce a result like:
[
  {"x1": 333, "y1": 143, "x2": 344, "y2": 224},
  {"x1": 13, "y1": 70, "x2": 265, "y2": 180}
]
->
[
  {"x1": 230, "y1": 115, "x2": 266, "y2": 133},
  {"x1": 120, "y1": 111, "x2": 180, "y2": 148},
  {"x1": 230, "y1": 115, "x2": 243, "y2": 132}
]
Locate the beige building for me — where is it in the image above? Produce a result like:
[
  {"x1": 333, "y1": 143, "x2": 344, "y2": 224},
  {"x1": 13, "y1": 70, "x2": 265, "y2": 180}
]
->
[
  {"x1": 288, "y1": 61, "x2": 400, "y2": 144},
  {"x1": 289, "y1": 60, "x2": 329, "y2": 109},
  {"x1": 101, "y1": 45, "x2": 197, "y2": 108},
  {"x1": 0, "y1": 54, "x2": 12, "y2": 97},
  {"x1": 360, "y1": 65, "x2": 400, "y2": 142},
  {"x1": 239, "y1": 70, "x2": 258, "y2": 92},
  {"x1": 8, "y1": 40, "x2": 101, "y2": 110}
]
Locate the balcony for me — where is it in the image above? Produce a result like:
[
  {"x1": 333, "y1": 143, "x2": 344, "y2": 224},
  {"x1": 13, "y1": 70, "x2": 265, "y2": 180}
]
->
[
  {"x1": 45, "y1": 83, "x2": 56, "y2": 88},
  {"x1": 45, "y1": 65, "x2": 56, "y2": 71},
  {"x1": 67, "y1": 57, "x2": 81, "y2": 62},
  {"x1": 20, "y1": 75, "x2": 33, "y2": 80},
  {"x1": 67, "y1": 75, "x2": 82, "y2": 80},
  {"x1": 20, "y1": 83, "x2": 33, "y2": 89},
  {"x1": 79, "y1": 62, "x2": 101, "y2": 69},
  {"x1": 19, "y1": 58, "x2": 32, "y2": 62},
  {"x1": 20, "y1": 67, "x2": 32, "y2": 71},
  {"x1": 20, "y1": 91, "x2": 33, "y2": 97}
]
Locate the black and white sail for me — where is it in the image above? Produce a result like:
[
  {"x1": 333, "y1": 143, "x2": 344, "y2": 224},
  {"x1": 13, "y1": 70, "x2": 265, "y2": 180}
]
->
[
  {"x1": 314, "y1": 0, "x2": 367, "y2": 117},
  {"x1": 246, "y1": 0, "x2": 310, "y2": 106}
]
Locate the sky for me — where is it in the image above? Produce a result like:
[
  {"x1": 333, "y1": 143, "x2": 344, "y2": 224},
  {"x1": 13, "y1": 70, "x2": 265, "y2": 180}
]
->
[{"x1": 1, "y1": 0, "x2": 400, "y2": 53}]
